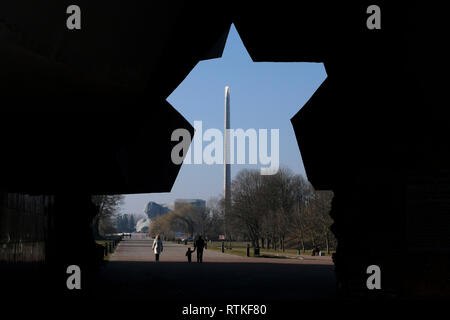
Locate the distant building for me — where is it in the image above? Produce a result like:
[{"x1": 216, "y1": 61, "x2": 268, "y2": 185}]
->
[
  {"x1": 144, "y1": 201, "x2": 170, "y2": 219},
  {"x1": 174, "y1": 199, "x2": 206, "y2": 211}
]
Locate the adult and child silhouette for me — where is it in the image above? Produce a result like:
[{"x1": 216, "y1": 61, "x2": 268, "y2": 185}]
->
[{"x1": 152, "y1": 234, "x2": 207, "y2": 263}]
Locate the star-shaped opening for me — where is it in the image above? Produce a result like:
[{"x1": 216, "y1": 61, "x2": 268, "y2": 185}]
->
[{"x1": 123, "y1": 24, "x2": 327, "y2": 208}]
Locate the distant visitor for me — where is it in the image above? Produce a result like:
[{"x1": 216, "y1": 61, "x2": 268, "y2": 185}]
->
[
  {"x1": 152, "y1": 234, "x2": 163, "y2": 261},
  {"x1": 194, "y1": 235, "x2": 206, "y2": 263}
]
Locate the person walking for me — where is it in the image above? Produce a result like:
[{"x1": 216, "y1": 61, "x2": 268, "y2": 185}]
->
[
  {"x1": 194, "y1": 235, "x2": 206, "y2": 263},
  {"x1": 152, "y1": 234, "x2": 163, "y2": 261}
]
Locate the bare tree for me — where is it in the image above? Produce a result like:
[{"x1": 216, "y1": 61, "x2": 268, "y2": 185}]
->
[
  {"x1": 204, "y1": 197, "x2": 225, "y2": 239},
  {"x1": 91, "y1": 194, "x2": 124, "y2": 238},
  {"x1": 289, "y1": 175, "x2": 314, "y2": 251},
  {"x1": 311, "y1": 190, "x2": 334, "y2": 253},
  {"x1": 262, "y1": 168, "x2": 298, "y2": 251},
  {"x1": 148, "y1": 199, "x2": 226, "y2": 240},
  {"x1": 172, "y1": 204, "x2": 201, "y2": 238},
  {"x1": 231, "y1": 169, "x2": 265, "y2": 247},
  {"x1": 229, "y1": 167, "x2": 335, "y2": 253}
]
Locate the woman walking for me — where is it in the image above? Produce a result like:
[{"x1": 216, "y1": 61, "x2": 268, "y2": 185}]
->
[{"x1": 152, "y1": 234, "x2": 163, "y2": 261}]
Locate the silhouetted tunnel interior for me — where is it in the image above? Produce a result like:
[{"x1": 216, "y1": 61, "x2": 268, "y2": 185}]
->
[{"x1": 1, "y1": 1, "x2": 449, "y2": 304}]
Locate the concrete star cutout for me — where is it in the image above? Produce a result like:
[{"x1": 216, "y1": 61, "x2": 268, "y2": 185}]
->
[{"x1": 162, "y1": 24, "x2": 327, "y2": 200}]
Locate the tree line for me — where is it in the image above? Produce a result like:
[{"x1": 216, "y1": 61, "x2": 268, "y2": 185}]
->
[
  {"x1": 229, "y1": 168, "x2": 335, "y2": 252},
  {"x1": 149, "y1": 167, "x2": 335, "y2": 253},
  {"x1": 115, "y1": 213, "x2": 139, "y2": 233},
  {"x1": 149, "y1": 200, "x2": 224, "y2": 240}
]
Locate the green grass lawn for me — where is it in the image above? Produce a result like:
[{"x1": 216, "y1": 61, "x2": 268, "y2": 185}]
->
[{"x1": 95, "y1": 240, "x2": 111, "y2": 246}]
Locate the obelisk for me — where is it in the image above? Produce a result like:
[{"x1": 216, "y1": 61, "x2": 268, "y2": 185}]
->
[{"x1": 224, "y1": 86, "x2": 231, "y2": 238}]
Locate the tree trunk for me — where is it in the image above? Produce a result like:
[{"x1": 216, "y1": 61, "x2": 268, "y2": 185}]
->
[
  {"x1": 92, "y1": 215, "x2": 101, "y2": 239},
  {"x1": 300, "y1": 232, "x2": 305, "y2": 251}
]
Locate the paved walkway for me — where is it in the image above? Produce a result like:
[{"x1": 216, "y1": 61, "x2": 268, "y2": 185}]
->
[
  {"x1": 94, "y1": 233, "x2": 336, "y2": 302},
  {"x1": 110, "y1": 234, "x2": 333, "y2": 265}
]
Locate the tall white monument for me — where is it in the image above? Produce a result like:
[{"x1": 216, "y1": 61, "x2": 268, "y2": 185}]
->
[{"x1": 224, "y1": 86, "x2": 231, "y2": 236}]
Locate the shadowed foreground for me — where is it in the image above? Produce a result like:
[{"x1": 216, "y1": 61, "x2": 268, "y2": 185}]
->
[
  {"x1": 0, "y1": 236, "x2": 336, "y2": 314},
  {"x1": 94, "y1": 261, "x2": 336, "y2": 302},
  {"x1": 92, "y1": 237, "x2": 336, "y2": 302}
]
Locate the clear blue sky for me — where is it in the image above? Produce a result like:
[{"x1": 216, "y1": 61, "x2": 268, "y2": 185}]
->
[{"x1": 121, "y1": 25, "x2": 327, "y2": 216}]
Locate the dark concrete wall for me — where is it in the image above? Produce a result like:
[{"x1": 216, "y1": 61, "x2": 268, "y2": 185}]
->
[{"x1": 0, "y1": 192, "x2": 52, "y2": 262}]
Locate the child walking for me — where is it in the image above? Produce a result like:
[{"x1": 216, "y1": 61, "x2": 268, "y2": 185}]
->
[{"x1": 186, "y1": 247, "x2": 195, "y2": 263}]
